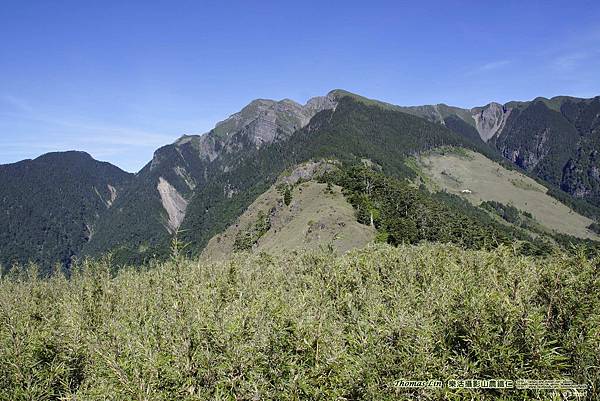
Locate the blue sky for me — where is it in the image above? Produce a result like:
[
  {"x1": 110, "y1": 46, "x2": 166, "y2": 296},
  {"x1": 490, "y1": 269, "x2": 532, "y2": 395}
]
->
[{"x1": 1, "y1": 1, "x2": 600, "y2": 172}]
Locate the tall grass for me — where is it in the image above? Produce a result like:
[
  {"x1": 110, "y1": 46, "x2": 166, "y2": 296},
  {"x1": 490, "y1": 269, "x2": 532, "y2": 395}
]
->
[{"x1": 0, "y1": 243, "x2": 598, "y2": 400}]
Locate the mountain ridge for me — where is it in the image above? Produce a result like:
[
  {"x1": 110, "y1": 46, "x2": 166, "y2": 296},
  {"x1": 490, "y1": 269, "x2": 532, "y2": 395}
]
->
[{"x1": 2, "y1": 89, "x2": 600, "y2": 269}]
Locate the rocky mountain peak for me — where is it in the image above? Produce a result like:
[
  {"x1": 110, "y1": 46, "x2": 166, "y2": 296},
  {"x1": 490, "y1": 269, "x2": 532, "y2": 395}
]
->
[
  {"x1": 304, "y1": 93, "x2": 338, "y2": 115},
  {"x1": 472, "y1": 102, "x2": 511, "y2": 142},
  {"x1": 155, "y1": 91, "x2": 339, "y2": 168}
]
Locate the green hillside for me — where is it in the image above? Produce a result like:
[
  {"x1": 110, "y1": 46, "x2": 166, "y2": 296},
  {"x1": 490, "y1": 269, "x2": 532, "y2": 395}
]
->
[
  {"x1": 414, "y1": 148, "x2": 599, "y2": 240},
  {"x1": 82, "y1": 93, "x2": 339, "y2": 265},
  {"x1": 0, "y1": 152, "x2": 132, "y2": 272},
  {"x1": 1, "y1": 243, "x2": 598, "y2": 400},
  {"x1": 202, "y1": 166, "x2": 375, "y2": 260}
]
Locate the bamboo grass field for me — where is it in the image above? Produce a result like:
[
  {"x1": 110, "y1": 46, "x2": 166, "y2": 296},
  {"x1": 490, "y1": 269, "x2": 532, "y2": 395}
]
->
[{"x1": 1, "y1": 243, "x2": 598, "y2": 400}]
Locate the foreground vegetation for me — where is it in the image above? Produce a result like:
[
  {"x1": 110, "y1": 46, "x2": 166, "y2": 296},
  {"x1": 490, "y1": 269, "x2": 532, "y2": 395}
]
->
[{"x1": 1, "y1": 243, "x2": 599, "y2": 400}]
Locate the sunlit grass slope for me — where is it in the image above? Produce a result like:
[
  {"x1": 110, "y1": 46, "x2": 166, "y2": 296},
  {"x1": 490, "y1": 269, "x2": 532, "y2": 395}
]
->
[
  {"x1": 202, "y1": 181, "x2": 375, "y2": 260},
  {"x1": 1, "y1": 243, "x2": 599, "y2": 400},
  {"x1": 415, "y1": 148, "x2": 598, "y2": 240}
]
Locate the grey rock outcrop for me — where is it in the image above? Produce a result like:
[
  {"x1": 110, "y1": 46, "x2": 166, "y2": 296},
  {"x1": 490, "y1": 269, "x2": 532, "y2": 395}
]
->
[{"x1": 472, "y1": 102, "x2": 511, "y2": 142}]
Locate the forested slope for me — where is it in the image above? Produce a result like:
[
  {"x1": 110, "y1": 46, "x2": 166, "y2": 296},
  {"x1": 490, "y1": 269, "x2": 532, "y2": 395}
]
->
[{"x1": 0, "y1": 151, "x2": 132, "y2": 272}]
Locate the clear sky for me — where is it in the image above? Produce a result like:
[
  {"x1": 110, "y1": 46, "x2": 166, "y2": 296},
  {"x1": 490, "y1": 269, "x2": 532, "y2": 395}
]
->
[{"x1": 1, "y1": 1, "x2": 600, "y2": 172}]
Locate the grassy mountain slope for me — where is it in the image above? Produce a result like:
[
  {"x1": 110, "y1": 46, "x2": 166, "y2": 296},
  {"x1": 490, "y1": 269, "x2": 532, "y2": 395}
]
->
[
  {"x1": 5, "y1": 90, "x2": 599, "y2": 269},
  {"x1": 2, "y1": 243, "x2": 598, "y2": 400},
  {"x1": 0, "y1": 151, "x2": 132, "y2": 272},
  {"x1": 414, "y1": 148, "x2": 598, "y2": 240},
  {"x1": 202, "y1": 163, "x2": 375, "y2": 260},
  {"x1": 321, "y1": 161, "x2": 558, "y2": 254},
  {"x1": 419, "y1": 95, "x2": 600, "y2": 209}
]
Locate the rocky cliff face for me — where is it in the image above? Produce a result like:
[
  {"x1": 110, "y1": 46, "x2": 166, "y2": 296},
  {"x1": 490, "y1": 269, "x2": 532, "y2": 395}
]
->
[
  {"x1": 472, "y1": 102, "x2": 511, "y2": 142},
  {"x1": 165, "y1": 92, "x2": 338, "y2": 166}
]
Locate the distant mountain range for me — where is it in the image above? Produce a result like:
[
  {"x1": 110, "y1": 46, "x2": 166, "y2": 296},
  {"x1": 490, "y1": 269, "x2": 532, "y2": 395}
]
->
[{"x1": 2, "y1": 90, "x2": 599, "y2": 271}]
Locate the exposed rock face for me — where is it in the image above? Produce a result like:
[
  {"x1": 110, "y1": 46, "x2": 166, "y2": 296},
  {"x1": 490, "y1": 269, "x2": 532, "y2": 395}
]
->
[
  {"x1": 472, "y1": 102, "x2": 511, "y2": 142},
  {"x1": 157, "y1": 177, "x2": 188, "y2": 233},
  {"x1": 162, "y1": 93, "x2": 338, "y2": 171},
  {"x1": 93, "y1": 183, "x2": 121, "y2": 208},
  {"x1": 280, "y1": 160, "x2": 338, "y2": 185},
  {"x1": 106, "y1": 184, "x2": 117, "y2": 206},
  {"x1": 209, "y1": 92, "x2": 338, "y2": 148},
  {"x1": 304, "y1": 94, "x2": 338, "y2": 116},
  {"x1": 174, "y1": 166, "x2": 196, "y2": 190}
]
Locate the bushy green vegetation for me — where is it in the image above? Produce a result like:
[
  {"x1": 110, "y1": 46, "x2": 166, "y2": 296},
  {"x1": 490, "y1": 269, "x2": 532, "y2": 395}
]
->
[
  {"x1": 1, "y1": 243, "x2": 598, "y2": 400},
  {"x1": 232, "y1": 210, "x2": 271, "y2": 252},
  {"x1": 587, "y1": 222, "x2": 600, "y2": 235},
  {"x1": 480, "y1": 200, "x2": 533, "y2": 224},
  {"x1": 321, "y1": 164, "x2": 557, "y2": 255},
  {"x1": 277, "y1": 183, "x2": 294, "y2": 206}
]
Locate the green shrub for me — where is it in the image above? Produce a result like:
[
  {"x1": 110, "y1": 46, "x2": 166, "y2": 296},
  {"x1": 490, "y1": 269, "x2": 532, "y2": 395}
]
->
[
  {"x1": 233, "y1": 211, "x2": 271, "y2": 252},
  {"x1": 284, "y1": 186, "x2": 292, "y2": 206},
  {"x1": 480, "y1": 200, "x2": 521, "y2": 224},
  {"x1": 0, "y1": 243, "x2": 598, "y2": 400},
  {"x1": 587, "y1": 221, "x2": 600, "y2": 234}
]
